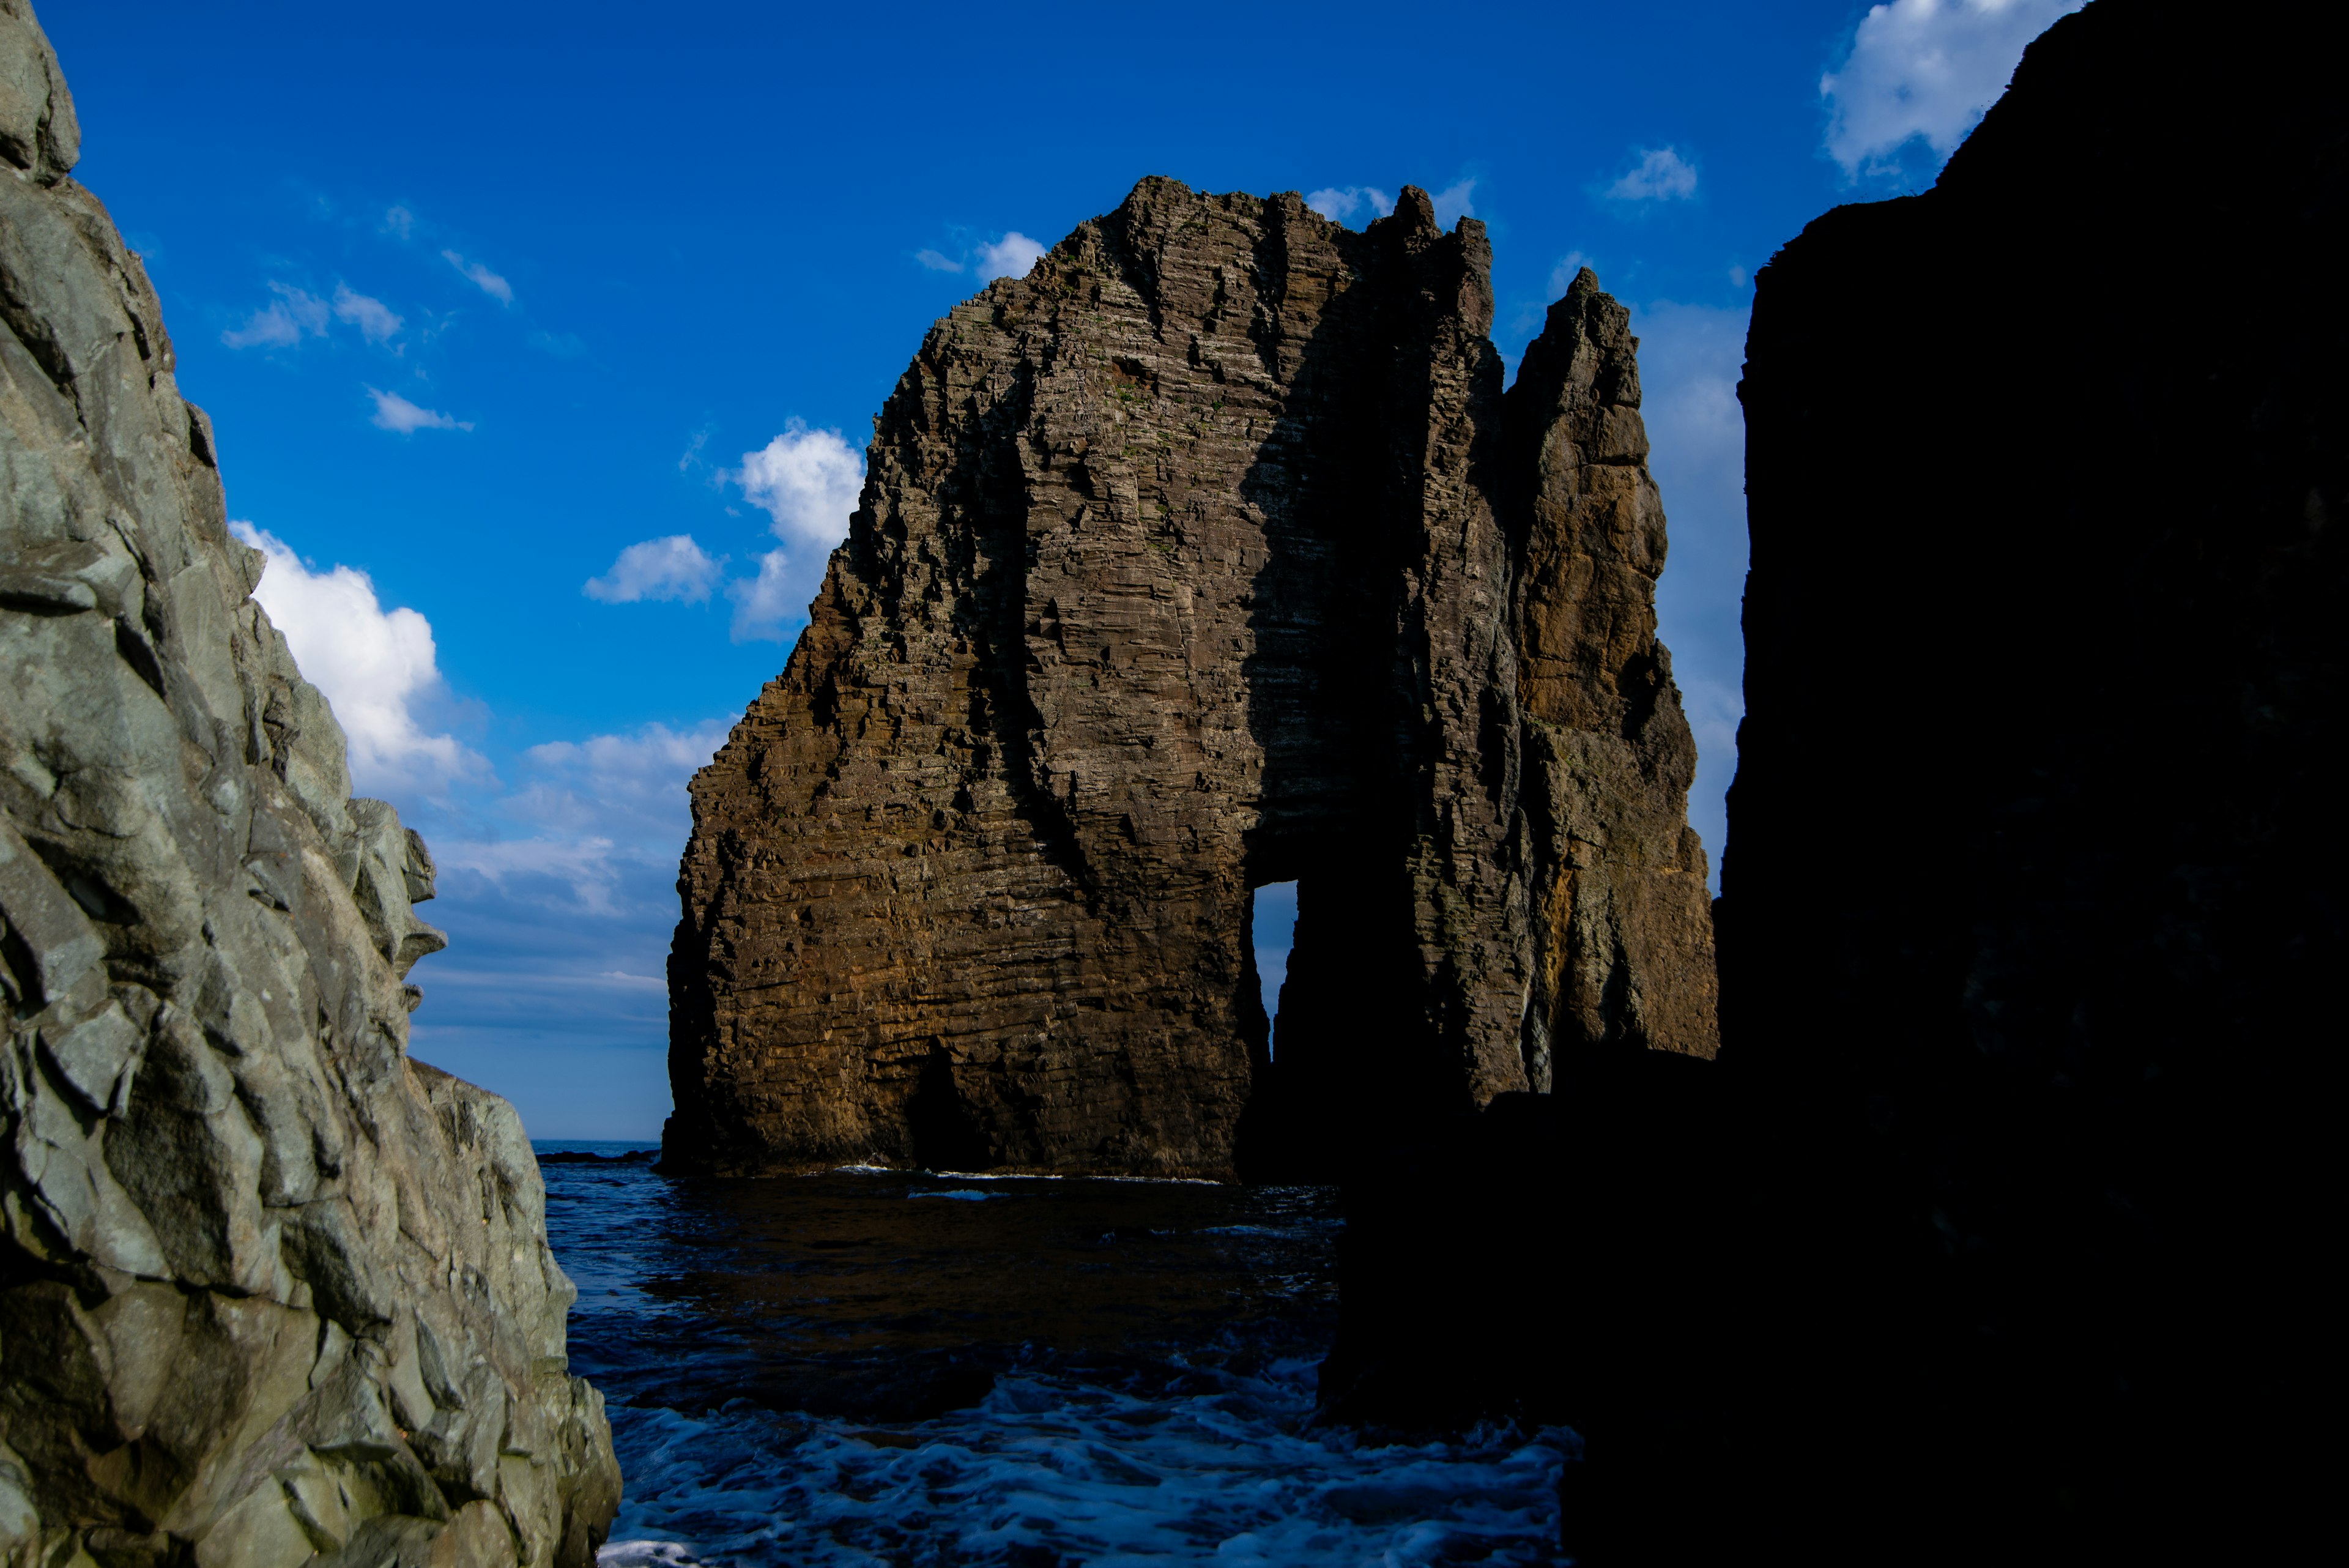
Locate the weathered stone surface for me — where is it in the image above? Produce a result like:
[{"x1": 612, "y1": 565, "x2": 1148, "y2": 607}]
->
[
  {"x1": 668, "y1": 179, "x2": 1713, "y2": 1179},
  {"x1": 0, "y1": 6, "x2": 620, "y2": 1566}
]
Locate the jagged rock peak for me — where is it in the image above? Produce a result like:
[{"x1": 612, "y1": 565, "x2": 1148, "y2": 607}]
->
[
  {"x1": 666, "y1": 173, "x2": 1716, "y2": 1181},
  {"x1": 0, "y1": 6, "x2": 620, "y2": 1566}
]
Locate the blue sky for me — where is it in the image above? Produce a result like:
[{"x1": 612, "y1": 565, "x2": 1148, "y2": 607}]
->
[{"x1": 45, "y1": 0, "x2": 2078, "y2": 1137}]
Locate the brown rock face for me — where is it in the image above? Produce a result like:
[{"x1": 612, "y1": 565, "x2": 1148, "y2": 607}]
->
[{"x1": 667, "y1": 180, "x2": 1713, "y2": 1179}]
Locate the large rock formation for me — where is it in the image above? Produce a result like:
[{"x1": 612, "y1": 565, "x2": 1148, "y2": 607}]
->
[
  {"x1": 1716, "y1": 0, "x2": 2343, "y2": 1554},
  {"x1": 667, "y1": 179, "x2": 1714, "y2": 1178},
  {"x1": 0, "y1": 6, "x2": 620, "y2": 1566},
  {"x1": 1318, "y1": 4, "x2": 2341, "y2": 1560}
]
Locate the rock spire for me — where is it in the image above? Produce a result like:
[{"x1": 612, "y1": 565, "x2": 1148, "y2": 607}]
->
[{"x1": 668, "y1": 179, "x2": 1715, "y2": 1179}]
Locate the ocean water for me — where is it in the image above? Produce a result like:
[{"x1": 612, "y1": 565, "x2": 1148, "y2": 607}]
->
[{"x1": 537, "y1": 1142, "x2": 1569, "y2": 1567}]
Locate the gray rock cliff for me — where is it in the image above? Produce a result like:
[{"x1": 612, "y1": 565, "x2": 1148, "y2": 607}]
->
[{"x1": 0, "y1": 6, "x2": 620, "y2": 1566}]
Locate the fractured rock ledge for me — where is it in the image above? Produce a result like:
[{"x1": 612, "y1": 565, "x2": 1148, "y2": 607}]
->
[
  {"x1": 1, "y1": 5, "x2": 620, "y2": 1566},
  {"x1": 668, "y1": 178, "x2": 1715, "y2": 1180}
]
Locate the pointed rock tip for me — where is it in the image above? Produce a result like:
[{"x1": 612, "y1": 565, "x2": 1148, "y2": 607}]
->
[
  {"x1": 1543, "y1": 266, "x2": 1620, "y2": 332},
  {"x1": 1119, "y1": 174, "x2": 1198, "y2": 211}
]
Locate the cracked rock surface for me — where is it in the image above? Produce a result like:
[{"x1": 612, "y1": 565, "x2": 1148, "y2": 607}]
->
[
  {"x1": 1, "y1": 6, "x2": 620, "y2": 1566},
  {"x1": 669, "y1": 178, "x2": 1715, "y2": 1180}
]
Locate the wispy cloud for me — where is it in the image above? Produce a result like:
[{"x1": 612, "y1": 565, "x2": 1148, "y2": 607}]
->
[
  {"x1": 431, "y1": 835, "x2": 626, "y2": 916},
  {"x1": 1548, "y1": 250, "x2": 1600, "y2": 299},
  {"x1": 221, "y1": 283, "x2": 330, "y2": 349},
  {"x1": 1822, "y1": 0, "x2": 2085, "y2": 179},
  {"x1": 725, "y1": 549, "x2": 801, "y2": 644},
  {"x1": 1632, "y1": 299, "x2": 1753, "y2": 893},
  {"x1": 435, "y1": 718, "x2": 733, "y2": 916},
  {"x1": 584, "y1": 535, "x2": 723, "y2": 604},
  {"x1": 382, "y1": 205, "x2": 416, "y2": 240},
  {"x1": 1304, "y1": 186, "x2": 1395, "y2": 225},
  {"x1": 232, "y1": 522, "x2": 488, "y2": 797},
  {"x1": 1606, "y1": 147, "x2": 1699, "y2": 204},
  {"x1": 976, "y1": 232, "x2": 1046, "y2": 281},
  {"x1": 332, "y1": 284, "x2": 403, "y2": 343},
  {"x1": 1430, "y1": 179, "x2": 1477, "y2": 228},
  {"x1": 442, "y1": 248, "x2": 514, "y2": 303},
  {"x1": 368, "y1": 387, "x2": 472, "y2": 434},
  {"x1": 915, "y1": 248, "x2": 964, "y2": 273}
]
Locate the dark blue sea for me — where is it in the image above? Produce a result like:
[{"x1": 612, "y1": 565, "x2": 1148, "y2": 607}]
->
[{"x1": 535, "y1": 1142, "x2": 1570, "y2": 1567}]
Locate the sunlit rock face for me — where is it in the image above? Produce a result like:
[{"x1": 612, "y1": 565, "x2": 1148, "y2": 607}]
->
[
  {"x1": 668, "y1": 177, "x2": 1715, "y2": 1181},
  {"x1": 0, "y1": 5, "x2": 620, "y2": 1564}
]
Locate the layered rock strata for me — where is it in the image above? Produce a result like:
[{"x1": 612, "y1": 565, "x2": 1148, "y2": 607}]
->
[
  {"x1": 669, "y1": 180, "x2": 1714, "y2": 1178},
  {"x1": 1, "y1": 6, "x2": 620, "y2": 1566}
]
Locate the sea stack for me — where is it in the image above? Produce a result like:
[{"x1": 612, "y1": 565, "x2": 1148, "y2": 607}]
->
[
  {"x1": 0, "y1": 4, "x2": 620, "y2": 1564},
  {"x1": 667, "y1": 180, "x2": 1715, "y2": 1178}
]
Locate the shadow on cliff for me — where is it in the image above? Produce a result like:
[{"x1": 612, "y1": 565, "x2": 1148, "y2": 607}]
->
[
  {"x1": 1223, "y1": 191, "x2": 1484, "y2": 1183},
  {"x1": 1309, "y1": 4, "x2": 2344, "y2": 1562}
]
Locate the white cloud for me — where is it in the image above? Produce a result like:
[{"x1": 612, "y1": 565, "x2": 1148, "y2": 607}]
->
[
  {"x1": 730, "y1": 420, "x2": 864, "y2": 546},
  {"x1": 332, "y1": 284, "x2": 403, "y2": 343},
  {"x1": 726, "y1": 548, "x2": 801, "y2": 643},
  {"x1": 383, "y1": 205, "x2": 415, "y2": 240},
  {"x1": 231, "y1": 522, "x2": 486, "y2": 796},
  {"x1": 368, "y1": 387, "x2": 472, "y2": 434},
  {"x1": 1430, "y1": 179, "x2": 1477, "y2": 228},
  {"x1": 584, "y1": 535, "x2": 722, "y2": 604},
  {"x1": 915, "y1": 248, "x2": 965, "y2": 272},
  {"x1": 438, "y1": 718, "x2": 733, "y2": 914},
  {"x1": 721, "y1": 421, "x2": 864, "y2": 642},
  {"x1": 431, "y1": 836, "x2": 625, "y2": 916},
  {"x1": 976, "y1": 232, "x2": 1046, "y2": 281},
  {"x1": 222, "y1": 283, "x2": 329, "y2": 349},
  {"x1": 517, "y1": 720, "x2": 732, "y2": 844},
  {"x1": 1606, "y1": 146, "x2": 1699, "y2": 204},
  {"x1": 1822, "y1": 0, "x2": 2084, "y2": 178},
  {"x1": 1304, "y1": 186, "x2": 1395, "y2": 224},
  {"x1": 441, "y1": 248, "x2": 514, "y2": 303}
]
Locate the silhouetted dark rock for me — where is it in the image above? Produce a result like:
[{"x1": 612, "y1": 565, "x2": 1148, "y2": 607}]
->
[
  {"x1": 667, "y1": 181, "x2": 1713, "y2": 1180},
  {"x1": 1321, "y1": 4, "x2": 2342, "y2": 1561},
  {"x1": 1720, "y1": 0, "x2": 2342, "y2": 1557}
]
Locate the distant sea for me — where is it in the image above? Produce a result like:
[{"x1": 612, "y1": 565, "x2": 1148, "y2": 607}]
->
[{"x1": 534, "y1": 1141, "x2": 1569, "y2": 1566}]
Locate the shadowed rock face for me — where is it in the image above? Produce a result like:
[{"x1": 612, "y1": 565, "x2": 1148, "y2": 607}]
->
[
  {"x1": 1702, "y1": 0, "x2": 2338, "y2": 1555},
  {"x1": 667, "y1": 179, "x2": 1714, "y2": 1180},
  {"x1": 0, "y1": 6, "x2": 619, "y2": 1566}
]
